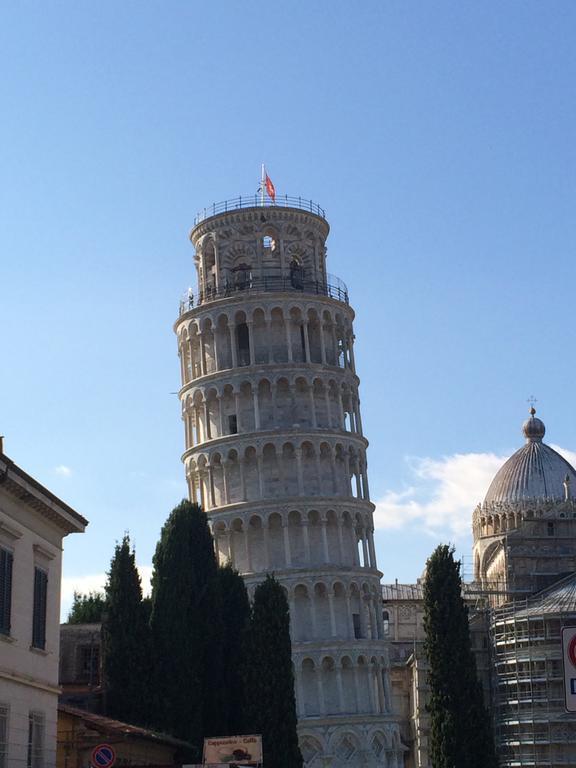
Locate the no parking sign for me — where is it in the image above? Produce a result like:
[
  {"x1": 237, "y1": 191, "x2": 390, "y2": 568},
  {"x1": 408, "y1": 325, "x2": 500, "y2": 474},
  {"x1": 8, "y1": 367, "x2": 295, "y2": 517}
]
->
[
  {"x1": 561, "y1": 627, "x2": 576, "y2": 712},
  {"x1": 91, "y1": 744, "x2": 116, "y2": 768}
]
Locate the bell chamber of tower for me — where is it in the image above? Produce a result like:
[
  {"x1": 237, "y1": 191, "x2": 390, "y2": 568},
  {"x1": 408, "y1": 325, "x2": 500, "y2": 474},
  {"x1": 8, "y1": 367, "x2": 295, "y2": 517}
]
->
[{"x1": 175, "y1": 196, "x2": 403, "y2": 768}]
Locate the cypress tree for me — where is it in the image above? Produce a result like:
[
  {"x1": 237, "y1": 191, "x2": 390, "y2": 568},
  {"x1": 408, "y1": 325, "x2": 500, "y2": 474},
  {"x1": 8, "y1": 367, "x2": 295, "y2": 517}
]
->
[
  {"x1": 242, "y1": 575, "x2": 303, "y2": 768},
  {"x1": 423, "y1": 545, "x2": 497, "y2": 768},
  {"x1": 149, "y1": 500, "x2": 224, "y2": 752},
  {"x1": 217, "y1": 564, "x2": 251, "y2": 735},
  {"x1": 103, "y1": 535, "x2": 150, "y2": 726}
]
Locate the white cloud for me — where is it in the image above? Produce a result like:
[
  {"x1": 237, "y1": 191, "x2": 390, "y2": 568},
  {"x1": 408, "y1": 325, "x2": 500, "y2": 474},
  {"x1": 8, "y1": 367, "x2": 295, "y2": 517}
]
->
[
  {"x1": 374, "y1": 444, "x2": 576, "y2": 540},
  {"x1": 60, "y1": 564, "x2": 153, "y2": 622},
  {"x1": 54, "y1": 465, "x2": 72, "y2": 477},
  {"x1": 373, "y1": 451, "x2": 507, "y2": 539}
]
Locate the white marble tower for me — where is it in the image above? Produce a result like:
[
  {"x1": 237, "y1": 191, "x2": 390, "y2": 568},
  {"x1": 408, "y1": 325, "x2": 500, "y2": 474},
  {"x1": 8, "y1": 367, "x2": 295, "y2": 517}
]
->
[{"x1": 175, "y1": 194, "x2": 403, "y2": 767}]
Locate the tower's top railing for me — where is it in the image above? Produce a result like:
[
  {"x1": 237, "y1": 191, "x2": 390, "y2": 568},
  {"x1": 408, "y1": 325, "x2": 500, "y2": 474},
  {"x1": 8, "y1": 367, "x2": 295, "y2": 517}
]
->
[
  {"x1": 193, "y1": 195, "x2": 326, "y2": 226},
  {"x1": 179, "y1": 270, "x2": 348, "y2": 315}
]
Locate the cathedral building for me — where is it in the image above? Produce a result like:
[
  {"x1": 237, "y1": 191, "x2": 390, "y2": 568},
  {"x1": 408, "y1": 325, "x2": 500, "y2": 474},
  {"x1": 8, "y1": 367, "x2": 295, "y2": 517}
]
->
[
  {"x1": 383, "y1": 409, "x2": 576, "y2": 768},
  {"x1": 174, "y1": 194, "x2": 404, "y2": 767}
]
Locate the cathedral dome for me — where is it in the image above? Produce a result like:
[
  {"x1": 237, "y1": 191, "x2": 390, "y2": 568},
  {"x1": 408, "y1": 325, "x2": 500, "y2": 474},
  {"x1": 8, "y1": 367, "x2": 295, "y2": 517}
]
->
[{"x1": 484, "y1": 409, "x2": 576, "y2": 504}]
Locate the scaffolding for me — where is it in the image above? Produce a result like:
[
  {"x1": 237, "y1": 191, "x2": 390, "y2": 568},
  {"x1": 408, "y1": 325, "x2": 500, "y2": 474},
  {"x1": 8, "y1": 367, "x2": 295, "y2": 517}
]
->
[{"x1": 490, "y1": 598, "x2": 576, "y2": 767}]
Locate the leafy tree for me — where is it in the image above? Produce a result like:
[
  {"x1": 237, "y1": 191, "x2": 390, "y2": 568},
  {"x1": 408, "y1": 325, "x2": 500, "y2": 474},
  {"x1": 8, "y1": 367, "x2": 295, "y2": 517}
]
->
[
  {"x1": 150, "y1": 500, "x2": 224, "y2": 752},
  {"x1": 423, "y1": 545, "x2": 497, "y2": 768},
  {"x1": 103, "y1": 534, "x2": 151, "y2": 726},
  {"x1": 242, "y1": 575, "x2": 303, "y2": 768},
  {"x1": 67, "y1": 591, "x2": 107, "y2": 623},
  {"x1": 217, "y1": 564, "x2": 251, "y2": 735}
]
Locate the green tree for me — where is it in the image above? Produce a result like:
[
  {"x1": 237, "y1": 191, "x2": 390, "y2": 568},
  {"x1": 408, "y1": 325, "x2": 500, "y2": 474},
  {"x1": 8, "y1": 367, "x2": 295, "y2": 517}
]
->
[
  {"x1": 423, "y1": 545, "x2": 497, "y2": 768},
  {"x1": 67, "y1": 591, "x2": 107, "y2": 623},
  {"x1": 242, "y1": 575, "x2": 303, "y2": 768},
  {"x1": 103, "y1": 534, "x2": 151, "y2": 726},
  {"x1": 217, "y1": 564, "x2": 251, "y2": 735},
  {"x1": 149, "y1": 500, "x2": 224, "y2": 752}
]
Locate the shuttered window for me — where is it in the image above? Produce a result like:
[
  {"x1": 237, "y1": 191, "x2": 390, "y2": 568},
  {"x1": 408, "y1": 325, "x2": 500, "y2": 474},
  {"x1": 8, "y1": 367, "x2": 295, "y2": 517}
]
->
[
  {"x1": 27, "y1": 711, "x2": 44, "y2": 768},
  {"x1": 32, "y1": 568, "x2": 48, "y2": 650},
  {"x1": 0, "y1": 548, "x2": 13, "y2": 636},
  {"x1": 0, "y1": 705, "x2": 8, "y2": 768}
]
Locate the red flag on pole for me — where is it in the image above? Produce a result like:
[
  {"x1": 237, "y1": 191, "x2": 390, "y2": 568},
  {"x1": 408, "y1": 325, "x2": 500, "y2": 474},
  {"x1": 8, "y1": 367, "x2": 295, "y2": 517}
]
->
[{"x1": 265, "y1": 173, "x2": 276, "y2": 202}]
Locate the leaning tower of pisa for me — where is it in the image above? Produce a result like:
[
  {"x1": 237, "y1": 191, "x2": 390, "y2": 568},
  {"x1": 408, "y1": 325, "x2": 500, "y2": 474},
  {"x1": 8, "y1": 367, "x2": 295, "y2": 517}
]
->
[{"x1": 174, "y1": 193, "x2": 403, "y2": 768}]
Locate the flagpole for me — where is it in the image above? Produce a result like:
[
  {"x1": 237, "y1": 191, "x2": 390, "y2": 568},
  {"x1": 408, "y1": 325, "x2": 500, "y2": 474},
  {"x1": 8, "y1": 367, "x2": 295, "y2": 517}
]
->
[{"x1": 260, "y1": 163, "x2": 265, "y2": 207}]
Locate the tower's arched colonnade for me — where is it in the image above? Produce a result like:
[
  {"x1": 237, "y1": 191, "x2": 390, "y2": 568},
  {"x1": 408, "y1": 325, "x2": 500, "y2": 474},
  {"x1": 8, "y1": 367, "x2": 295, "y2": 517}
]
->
[{"x1": 175, "y1": 201, "x2": 402, "y2": 767}]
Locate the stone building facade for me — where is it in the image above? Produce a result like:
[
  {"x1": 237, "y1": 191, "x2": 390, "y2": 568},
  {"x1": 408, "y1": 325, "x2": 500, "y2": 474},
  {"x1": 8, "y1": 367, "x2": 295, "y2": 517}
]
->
[
  {"x1": 0, "y1": 443, "x2": 87, "y2": 768},
  {"x1": 382, "y1": 409, "x2": 576, "y2": 768},
  {"x1": 174, "y1": 196, "x2": 403, "y2": 767}
]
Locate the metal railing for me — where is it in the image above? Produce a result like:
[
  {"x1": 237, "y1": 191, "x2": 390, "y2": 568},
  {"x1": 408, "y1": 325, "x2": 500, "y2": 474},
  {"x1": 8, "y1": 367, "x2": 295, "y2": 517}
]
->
[
  {"x1": 193, "y1": 195, "x2": 326, "y2": 226},
  {"x1": 179, "y1": 271, "x2": 348, "y2": 314}
]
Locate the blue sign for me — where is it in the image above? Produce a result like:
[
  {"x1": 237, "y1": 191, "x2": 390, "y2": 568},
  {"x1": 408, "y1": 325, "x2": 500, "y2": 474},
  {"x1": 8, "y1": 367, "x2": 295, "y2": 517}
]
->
[{"x1": 91, "y1": 744, "x2": 116, "y2": 768}]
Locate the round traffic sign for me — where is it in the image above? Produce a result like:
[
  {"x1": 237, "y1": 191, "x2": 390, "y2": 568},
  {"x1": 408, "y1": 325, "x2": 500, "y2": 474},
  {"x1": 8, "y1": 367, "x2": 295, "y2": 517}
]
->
[
  {"x1": 91, "y1": 744, "x2": 116, "y2": 768},
  {"x1": 569, "y1": 635, "x2": 576, "y2": 668}
]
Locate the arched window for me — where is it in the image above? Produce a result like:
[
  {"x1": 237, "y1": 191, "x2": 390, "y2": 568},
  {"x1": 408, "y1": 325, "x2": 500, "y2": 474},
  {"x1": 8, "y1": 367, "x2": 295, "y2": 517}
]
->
[
  {"x1": 237, "y1": 323, "x2": 250, "y2": 366},
  {"x1": 382, "y1": 610, "x2": 390, "y2": 635},
  {"x1": 290, "y1": 258, "x2": 304, "y2": 289},
  {"x1": 233, "y1": 263, "x2": 252, "y2": 290}
]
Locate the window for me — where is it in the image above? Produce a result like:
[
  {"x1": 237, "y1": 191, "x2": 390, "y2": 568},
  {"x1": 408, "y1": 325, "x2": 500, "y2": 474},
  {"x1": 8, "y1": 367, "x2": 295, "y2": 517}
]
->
[
  {"x1": 382, "y1": 610, "x2": 390, "y2": 635},
  {"x1": 228, "y1": 415, "x2": 238, "y2": 435},
  {"x1": 547, "y1": 521, "x2": 555, "y2": 537},
  {"x1": 0, "y1": 705, "x2": 8, "y2": 768},
  {"x1": 27, "y1": 711, "x2": 44, "y2": 768},
  {"x1": 0, "y1": 548, "x2": 13, "y2": 636},
  {"x1": 352, "y1": 613, "x2": 362, "y2": 639},
  {"x1": 237, "y1": 323, "x2": 250, "y2": 367},
  {"x1": 32, "y1": 568, "x2": 48, "y2": 650},
  {"x1": 78, "y1": 645, "x2": 100, "y2": 685}
]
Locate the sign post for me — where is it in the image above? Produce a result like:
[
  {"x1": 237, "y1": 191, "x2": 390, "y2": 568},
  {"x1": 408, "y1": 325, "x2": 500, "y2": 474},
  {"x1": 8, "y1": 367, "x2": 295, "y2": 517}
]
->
[
  {"x1": 562, "y1": 627, "x2": 576, "y2": 712},
  {"x1": 91, "y1": 744, "x2": 116, "y2": 768}
]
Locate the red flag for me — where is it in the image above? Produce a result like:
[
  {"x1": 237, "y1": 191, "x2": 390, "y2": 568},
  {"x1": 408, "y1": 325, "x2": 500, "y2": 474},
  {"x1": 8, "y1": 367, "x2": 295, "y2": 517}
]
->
[{"x1": 265, "y1": 173, "x2": 276, "y2": 202}]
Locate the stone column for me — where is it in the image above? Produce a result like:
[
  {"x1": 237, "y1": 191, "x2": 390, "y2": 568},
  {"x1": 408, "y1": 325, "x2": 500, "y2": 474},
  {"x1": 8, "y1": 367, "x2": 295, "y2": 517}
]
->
[
  {"x1": 285, "y1": 316, "x2": 293, "y2": 362},
  {"x1": 247, "y1": 321, "x2": 255, "y2": 365},
  {"x1": 345, "y1": 594, "x2": 355, "y2": 638},
  {"x1": 361, "y1": 463, "x2": 370, "y2": 501},
  {"x1": 257, "y1": 454, "x2": 265, "y2": 499},
  {"x1": 222, "y1": 461, "x2": 230, "y2": 505},
  {"x1": 367, "y1": 529, "x2": 377, "y2": 569},
  {"x1": 229, "y1": 323, "x2": 238, "y2": 368},
  {"x1": 321, "y1": 516, "x2": 330, "y2": 563},
  {"x1": 331, "y1": 453, "x2": 339, "y2": 496},
  {"x1": 335, "y1": 666, "x2": 344, "y2": 713},
  {"x1": 208, "y1": 466, "x2": 216, "y2": 507},
  {"x1": 319, "y1": 323, "x2": 327, "y2": 364},
  {"x1": 361, "y1": 533, "x2": 369, "y2": 569},
  {"x1": 327, "y1": 590, "x2": 337, "y2": 636},
  {"x1": 243, "y1": 525, "x2": 252, "y2": 572},
  {"x1": 308, "y1": 386, "x2": 317, "y2": 428},
  {"x1": 253, "y1": 387, "x2": 261, "y2": 430},
  {"x1": 324, "y1": 387, "x2": 332, "y2": 428},
  {"x1": 204, "y1": 401, "x2": 212, "y2": 440},
  {"x1": 218, "y1": 395, "x2": 226, "y2": 437},
  {"x1": 282, "y1": 521, "x2": 292, "y2": 567},
  {"x1": 337, "y1": 514, "x2": 345, "y2": 563},
  {"x1": 338, "y1": 391, "x2": 345, "y2": 429},
  {"x1": 316, "y1": 669, "x2": 325, "y2": 715},
  {"x1": 295, "y1": 448, "x2": 304, "y2": 494},
  {"x1": 303, "y1": 322, "x2": 311, "y2": 362},
  {"x1": 234, "y1": 392, "x2": 242, "y2": 432},
  {"x1": 302, "y1": 520, "x2": 311, "y2": 562},
  {"x1": 262, "y1": 519, "x2": 270, "y2": 570},
  {"x1": 239, "y1": 457, "x2": 247, "y2": 501},
  {"x1": 199, "y1": 332, "x2": 207, "y2": 376},
  {"x1": 348, "y1": 333, "x2": 356, "y2": 371}
]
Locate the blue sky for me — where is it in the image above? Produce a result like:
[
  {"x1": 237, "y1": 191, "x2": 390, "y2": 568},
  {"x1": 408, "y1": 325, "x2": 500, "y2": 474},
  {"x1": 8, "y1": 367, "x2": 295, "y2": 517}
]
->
[{"x1": 2, "y1": 2, "x2": 576, "y2": 613}]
